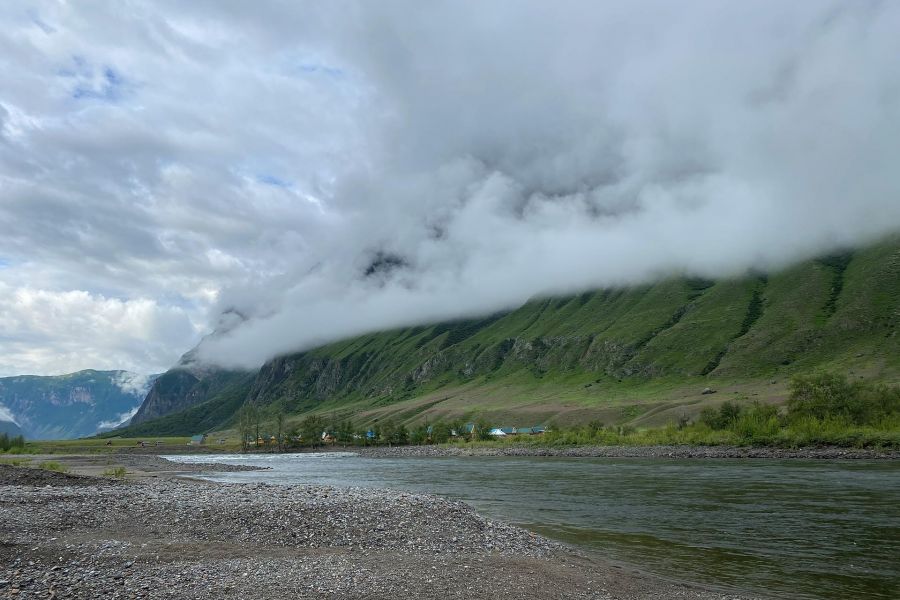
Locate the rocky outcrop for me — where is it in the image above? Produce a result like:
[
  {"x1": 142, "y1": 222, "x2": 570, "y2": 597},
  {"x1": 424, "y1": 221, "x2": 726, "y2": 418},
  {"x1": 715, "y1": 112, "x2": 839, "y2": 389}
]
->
[{"x1": 129, "y1": 368, "x2": 247, "y2": 425}]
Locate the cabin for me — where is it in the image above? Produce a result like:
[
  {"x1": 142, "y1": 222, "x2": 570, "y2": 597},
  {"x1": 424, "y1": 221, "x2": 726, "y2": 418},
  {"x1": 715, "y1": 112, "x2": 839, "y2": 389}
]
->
[{"x1": 189, "y1": 434, "x2": 207, "y2": 445}]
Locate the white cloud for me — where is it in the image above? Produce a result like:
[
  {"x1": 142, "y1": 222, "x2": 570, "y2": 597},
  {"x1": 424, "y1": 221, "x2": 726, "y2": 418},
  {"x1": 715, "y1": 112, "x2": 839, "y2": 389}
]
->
[
  {"x1": 0, "y1": 284, "x2": 200, "y2": 376},
  {"x1": 112, "y1": 371, "x2": 155, "y2": 396},
  {"x1": 0, "y1": 403, "x2": 17, "y2": 424},
  {"x1": 96, "y1": 404, "x2": 141, "y2": 432},
  {"x1": 0, "y1": 1, "x2": 898, "y2": 373}
]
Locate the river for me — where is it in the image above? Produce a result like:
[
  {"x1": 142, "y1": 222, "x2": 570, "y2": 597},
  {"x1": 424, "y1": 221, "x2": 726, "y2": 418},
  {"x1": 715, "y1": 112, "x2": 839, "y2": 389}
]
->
[{"x1": 164, "y1": 453, "x2": 900, "y2": 600}]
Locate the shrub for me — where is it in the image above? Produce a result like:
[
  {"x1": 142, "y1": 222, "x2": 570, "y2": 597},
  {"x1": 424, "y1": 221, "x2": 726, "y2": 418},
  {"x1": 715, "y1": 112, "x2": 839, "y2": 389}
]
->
[
  {"x1": 699, "y1": 401, "x2": 744, "y2": 430},
  {"x1": 38, "y1": 461, "x2": 67, "y2": 473},
  {"x1": 788, "y1": 373, "x2": 900, "y2": 426},
  {"x1": 103, "y1": 466, "x2": 127, "y2": 478}
]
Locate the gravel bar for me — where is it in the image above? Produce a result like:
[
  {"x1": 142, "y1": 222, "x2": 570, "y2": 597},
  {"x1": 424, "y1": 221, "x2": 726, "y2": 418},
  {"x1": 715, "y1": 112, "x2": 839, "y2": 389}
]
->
[
  {"x1": 0, "y1": 464, "x2": 753, "y2": 599},
  {"x1": 354, "y1": 444, "x2": 899, "y2": 460}
]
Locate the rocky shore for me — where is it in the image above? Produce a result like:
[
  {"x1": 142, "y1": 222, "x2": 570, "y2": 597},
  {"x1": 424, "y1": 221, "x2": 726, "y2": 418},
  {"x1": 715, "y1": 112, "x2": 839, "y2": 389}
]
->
[
  {"x1": 0, "y1": 460, "x2": 751, "y2": 599},
  {"x1": 354, "y1": 444, "x2": 899, "y2": 460}
]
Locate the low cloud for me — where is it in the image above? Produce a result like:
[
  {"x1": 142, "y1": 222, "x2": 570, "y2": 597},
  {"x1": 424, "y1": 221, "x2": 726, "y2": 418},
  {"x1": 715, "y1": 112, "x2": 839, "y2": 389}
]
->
[
  {"x1": 1, "y1": 2, "x2": 899, "y2": 373},
  {"x1": 112, "y1": 372, "x2": 156, "y2": 397},
  {"x1": 197, "y1": 1, "x2": 900, "y2": 368},
  {"x1": 96, "y1": 404, "x2": 141, "y2": 432},
  {"x1": 0, "y1": 403, "x2": 17, "y2": 424}
]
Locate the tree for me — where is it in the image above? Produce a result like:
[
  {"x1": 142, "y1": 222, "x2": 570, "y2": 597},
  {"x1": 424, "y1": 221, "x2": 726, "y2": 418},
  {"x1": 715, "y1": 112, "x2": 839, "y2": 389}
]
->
[
  {"x1": 300, "y1": 415, "x2": 326, "y2": 446},
  {"x1": 237, "y1": 403, "x2": 259, "y2": 452},
  {"x1": 472, "y1": 418, "x2": 494, "y2": 441},
  {"x1": 335, "y1": 419, "x2": 355, "y2": 445},
  {"x1": 274, "y1": 408, "x2": 286, "y2": 452},
  {"x1": 409, "y1": 423, "x2": 429, "y2": 445},
  {"x1": 431, "y1": 422, "x2": 452, "y2": 444}
]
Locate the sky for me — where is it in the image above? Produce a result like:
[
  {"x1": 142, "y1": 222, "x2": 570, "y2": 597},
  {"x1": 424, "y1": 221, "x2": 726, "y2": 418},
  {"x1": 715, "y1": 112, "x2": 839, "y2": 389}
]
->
[{"x1": 1, "y1": 1, "x2": 899, "y2": 376}]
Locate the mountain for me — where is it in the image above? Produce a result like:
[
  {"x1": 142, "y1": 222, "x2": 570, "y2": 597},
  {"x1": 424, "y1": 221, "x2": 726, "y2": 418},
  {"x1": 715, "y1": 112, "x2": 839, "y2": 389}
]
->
[
  {"x1": 0, "y1": 419, "x2": 23, "y2": 437},
  {"x1": 118, "y1": 235, "x2": 900, "y2": 436},
  {"x1": 0, "y1": 370, "x2": 158, "y2": 439}
]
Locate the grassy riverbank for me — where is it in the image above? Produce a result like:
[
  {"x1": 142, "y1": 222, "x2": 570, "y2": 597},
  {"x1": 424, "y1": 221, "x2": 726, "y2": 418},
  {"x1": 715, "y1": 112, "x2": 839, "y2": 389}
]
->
[{"x1": 257, "y1": 373, "x2": 900, "y2": 452}]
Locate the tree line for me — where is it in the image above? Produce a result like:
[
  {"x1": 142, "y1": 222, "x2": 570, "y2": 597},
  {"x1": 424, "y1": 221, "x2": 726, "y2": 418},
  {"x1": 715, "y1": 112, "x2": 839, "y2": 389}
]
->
[{"x1": 235, "y1": 403, "x2": 498, "y2": 451}]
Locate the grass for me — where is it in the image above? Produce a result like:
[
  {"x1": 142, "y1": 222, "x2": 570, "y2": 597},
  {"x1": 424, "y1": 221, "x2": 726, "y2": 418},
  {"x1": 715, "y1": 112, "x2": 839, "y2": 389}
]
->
[
  {"x1": 457, "y1": 373, "x2": 900, "y2": 449},
  {"x1": 102, "y1": 466, "x2": 127, "y2": 478},
  {"x1": 23, "y1": 436, "x2": 192, "y2": 454},
  {"x1": 0, "y1": 457, "x2": 31, "y2": 466},
  {"x1": 38, "y1": 461, "x2": 67, "y2": 473}
]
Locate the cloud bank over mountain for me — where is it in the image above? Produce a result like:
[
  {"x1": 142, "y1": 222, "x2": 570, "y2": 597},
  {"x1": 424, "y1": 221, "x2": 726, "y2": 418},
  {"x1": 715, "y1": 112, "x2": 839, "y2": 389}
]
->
[{"x1": 1, "y1": 1, "x2": 899, "y2": 373}]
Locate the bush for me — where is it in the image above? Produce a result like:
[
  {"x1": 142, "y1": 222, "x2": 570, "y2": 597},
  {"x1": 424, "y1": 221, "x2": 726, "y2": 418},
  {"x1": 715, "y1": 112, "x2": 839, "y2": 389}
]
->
[
  {"x1": 38, "y1": 461, "x2": 67, "y2": 473},
  {"x1": 699, "y1": 401, "x2": 744, "y2": 430},
  {"x1": 103, "y1": 466, "x2": 127, "y2": 478},
  {"x1": 788, "y1": 373, "x2": 900, "y2": 426}
]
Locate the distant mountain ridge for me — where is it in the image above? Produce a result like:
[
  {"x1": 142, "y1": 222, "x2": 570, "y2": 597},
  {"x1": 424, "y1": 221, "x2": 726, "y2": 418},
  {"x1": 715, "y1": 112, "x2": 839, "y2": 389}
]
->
[
  {"x1": 0, "y1": 370, "x2": 158, "y2": 439},
  {"x1": 119, "y1": 235, "x2": 900, "y2": 436}
]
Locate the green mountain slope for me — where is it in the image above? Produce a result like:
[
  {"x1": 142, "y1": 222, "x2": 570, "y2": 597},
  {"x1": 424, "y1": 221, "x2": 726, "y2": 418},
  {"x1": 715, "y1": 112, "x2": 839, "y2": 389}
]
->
[{"x1": 118, "y1": 236, "x2": 900, "y2": 436}]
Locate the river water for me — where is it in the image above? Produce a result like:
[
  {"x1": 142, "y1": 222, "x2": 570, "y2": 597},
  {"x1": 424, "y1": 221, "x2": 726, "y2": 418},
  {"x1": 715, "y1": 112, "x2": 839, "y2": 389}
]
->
[{"x1": 164, "y1": 453, "x2": 899, "y2": 599}]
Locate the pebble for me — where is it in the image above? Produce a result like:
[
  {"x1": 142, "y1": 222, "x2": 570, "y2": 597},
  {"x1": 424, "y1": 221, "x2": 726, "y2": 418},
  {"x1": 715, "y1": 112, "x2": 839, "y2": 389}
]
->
[{"x1": 0, "y1": 463, "x2": 754, "y2": 600}]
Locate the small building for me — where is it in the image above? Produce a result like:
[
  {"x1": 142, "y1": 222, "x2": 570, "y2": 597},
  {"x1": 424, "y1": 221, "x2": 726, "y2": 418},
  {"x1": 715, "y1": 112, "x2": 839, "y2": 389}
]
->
[{"x1": 189, "y1": 434, "x2": 207, "y2": 445}]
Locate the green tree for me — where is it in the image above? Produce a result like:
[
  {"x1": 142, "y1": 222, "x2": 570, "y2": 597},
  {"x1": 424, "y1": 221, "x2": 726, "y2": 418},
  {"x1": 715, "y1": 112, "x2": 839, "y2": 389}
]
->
[
  {"x1": 237, "y1": 403, "x2": 259, "y2": 451},
  {"x1": 472, "y1": 418, "x2": 494, "y2": 441},
  {"x1": 335, "y1": 419, "x2": 355, "y2": 445},
  {"x1": 409, "y1": 423, "x2": 429, "y2": 445},
  {"x1": 431, "y1": 422, "x2": 452, "y2": 444},
  {"x1": 274, "y1": 407, "x2": 286, "y2": 452},
  {"x1": 300, "y1": 415, "x2": 326, "y2": 446}
]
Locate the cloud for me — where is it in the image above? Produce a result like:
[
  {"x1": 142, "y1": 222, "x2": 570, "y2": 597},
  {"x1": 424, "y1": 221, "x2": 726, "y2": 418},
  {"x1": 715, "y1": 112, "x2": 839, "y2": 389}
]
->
[
  {"x1": 96, "y1": 404, "x2": 141, "y2": 432},
  {"x1": 0, "y1": 284, "x2": 200, "y2": 376},
  {"x1": 112, "y1": 371, "x2": 156, "y2": 396},
  {"x1": 1, "y1": 2, "x2": 899, "y2": 373},
  {"x1": 0, "y1": 403, "x2": 17, "y2": 424},
  {"x1": 198, "y1": 1, "x2": 900, "y2": 368}
]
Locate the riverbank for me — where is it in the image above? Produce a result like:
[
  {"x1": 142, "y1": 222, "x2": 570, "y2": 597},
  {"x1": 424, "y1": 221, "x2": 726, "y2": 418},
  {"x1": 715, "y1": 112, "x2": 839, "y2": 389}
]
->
[
  {"x1": 310, "y1": 443, "x2": 900, "y2": 460},
  {"x1": 0, "y1": 458, "x2": 752, "y2": 599}
]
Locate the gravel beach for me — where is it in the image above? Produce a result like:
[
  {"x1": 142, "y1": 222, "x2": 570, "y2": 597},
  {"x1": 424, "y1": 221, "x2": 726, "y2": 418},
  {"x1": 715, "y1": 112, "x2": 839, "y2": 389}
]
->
[
  {"x1": 354, "y1": 444, "x2": 900, "y2": 460},
  {"x1": 0, "y1": 458, "x2": 753, "y2": 600}
]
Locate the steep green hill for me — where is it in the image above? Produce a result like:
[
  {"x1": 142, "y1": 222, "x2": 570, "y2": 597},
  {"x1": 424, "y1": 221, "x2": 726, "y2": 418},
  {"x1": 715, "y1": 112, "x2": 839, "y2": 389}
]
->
[{"x1": 115, "y1": 236, "x2": 900, "y2": 436}]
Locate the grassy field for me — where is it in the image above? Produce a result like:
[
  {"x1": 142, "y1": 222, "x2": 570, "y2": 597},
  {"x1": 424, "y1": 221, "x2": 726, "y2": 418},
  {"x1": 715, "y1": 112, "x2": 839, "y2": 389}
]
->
[{"x1": 4, "y1": 436, "x2": 194, "y2": 455}]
